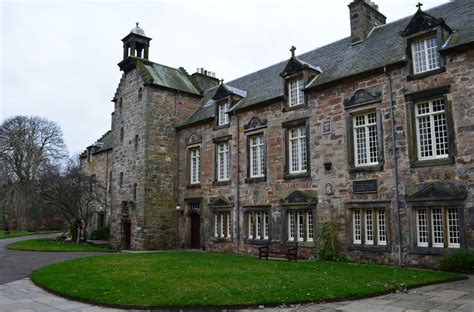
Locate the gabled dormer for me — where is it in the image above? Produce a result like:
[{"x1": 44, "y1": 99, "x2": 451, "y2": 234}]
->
[
  {"x1": 280, "y1": 46, "x2": 320, "y2": 111},
  {"x1": 401, "y1": 3, "x2": 453, "y2": 80},
  {"x1": 213, "y1": 82, "x2": 246, "y2": 128}
]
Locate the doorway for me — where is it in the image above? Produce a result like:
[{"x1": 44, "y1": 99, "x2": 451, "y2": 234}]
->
[
  {"x1": 190, "y1": 213, "x2": 201, "y2": 249},
  {"x1": 122, "y1": 220, "x2": 131, "y2": 250}
]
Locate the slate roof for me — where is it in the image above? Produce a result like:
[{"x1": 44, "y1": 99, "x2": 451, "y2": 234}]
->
[
  {"x1": 80, "y1": 130, "x2": 113, "y2": 158},
  {"x1": 178, "y1": 0, "x2": 474, "y2": 128},
  {"x1": 143, "y1": 62, "x2": 200, "y2": 95}
]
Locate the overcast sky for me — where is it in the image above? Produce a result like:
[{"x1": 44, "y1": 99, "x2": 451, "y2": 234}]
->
[{"x1": 1, "y1": 0, "x2": 448, "y2": 156}]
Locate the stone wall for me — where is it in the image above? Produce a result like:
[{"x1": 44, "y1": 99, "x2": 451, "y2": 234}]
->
[{"x1": 177, "y1": 48, "x2": 473, "y2": 267}]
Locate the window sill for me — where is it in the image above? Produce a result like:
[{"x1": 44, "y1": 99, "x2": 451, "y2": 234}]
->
[
  {"x1": 210, "y1": 237, "x2": 232, "y2": 243},
  {"x1": 245, "y1": 176, "x2": 266, "y2": 184},
  {"x1": 283, "y1": 103, "x2": 306, "y2": 112},
  {"x1": 214, "y1": 123, "x2": 231, "y2": 130},
  {"x1": 349, "y1": 163, "x2": 384, "y2": 174},
  {"x1": 347, "y1": 243, "x2": 390, "y2": 253},
  {"x1": 284, "y1": 172, "x2": 310, "y2": 180},
  {"x1": 244, "y1": 239, "x2": 270, "y2": 245},
  {"x1": 186, "y1": 183, "x2": 201, "y2": 189},
  {"x1": 213, "y1": 180, "x2": 231, "y2": 186},
  {"x1": 410, "y1": 156, "x2": 454, "y2": 168},
  {"x1": 407, "y1": 66, "x2": 446, "y2": 81},
  {"x1": 409, "y1": 246, "x2": 458, "y2": 256}
]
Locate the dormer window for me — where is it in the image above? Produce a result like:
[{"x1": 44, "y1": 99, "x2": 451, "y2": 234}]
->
[
  {"x1": 289, "y1": 79, "x2": 304, "y2": 107},
  {"x1": 218, "y1": 101, "x2": 230, "y2": 126},
  {"x1": 412, "y1": 35, "x2": 440, "y2": 74}
]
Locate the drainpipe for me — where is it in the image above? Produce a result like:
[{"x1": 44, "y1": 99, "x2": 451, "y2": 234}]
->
[
  {"x1": 236, "y1": 113, "x2": 241, "y2": 254},
  {"x1": 385, "y1": 66, "x2": 403, "y2": 267},
  {"x1": 176, "y1": 130, "x2": 180, "y2": 249}
]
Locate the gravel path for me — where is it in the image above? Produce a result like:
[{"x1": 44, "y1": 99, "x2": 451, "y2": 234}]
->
[{"x1": 0, "y1": 233, "x2": 102, "y2": 285}]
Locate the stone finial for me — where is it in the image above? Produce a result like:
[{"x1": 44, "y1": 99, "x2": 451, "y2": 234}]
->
[
  {"x1": 290, "y1": 46, "x2": 296, "y2": 57},
  {"x1": 416, "y1": 2, "x2": 423, "y2": 10},
  {"x1": 220, "y1": 78, "x2": 224, "y2": 84}
]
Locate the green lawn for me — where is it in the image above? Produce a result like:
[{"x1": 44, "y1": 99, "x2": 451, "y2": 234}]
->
[
  {"x1": 31, "y1": 251, "x2": 463, "y2": 308},
  {"x1": 7, "y1": 238, "x2": 115, "y2": 252},
  {"x1": 0, "y1": 230, "x2": 60, "y2": 239}
]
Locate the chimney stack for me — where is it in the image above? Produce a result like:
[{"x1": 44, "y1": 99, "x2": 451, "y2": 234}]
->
[{"x1": 348, "y1": 0, "x2": 386, "y2": 44}]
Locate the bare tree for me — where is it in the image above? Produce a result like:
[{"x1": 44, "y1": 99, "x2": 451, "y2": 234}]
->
[{"x1": 37, "y1": 159, "x2": 105, "y2": 242}]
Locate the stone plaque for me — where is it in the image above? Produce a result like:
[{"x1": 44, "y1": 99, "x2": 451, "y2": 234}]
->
[
  {"x1": 323, "y1": 120, "x2": 331, "y2": 134},
  {"x1": 353, "y1": 180, "x2": 378, "y2": 193}
]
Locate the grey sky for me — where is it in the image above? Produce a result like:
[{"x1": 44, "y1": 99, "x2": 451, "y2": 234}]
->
[{"x1": 1, "y1": 0, "x2": 448, "y2": 155}]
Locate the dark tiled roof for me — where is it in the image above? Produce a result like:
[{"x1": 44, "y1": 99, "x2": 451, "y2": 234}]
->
[
  {"x1": 93, "y1": 130, "x2": 113, "y2": 154},
  {"x1": 144, "y1": 63, "x2": 200, "y2": 95},
  {"x1": 179, "y1": 0, "x2": 474, "y2": 127}
]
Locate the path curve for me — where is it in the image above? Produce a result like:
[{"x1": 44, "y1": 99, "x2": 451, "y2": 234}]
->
[{"x1": 0, "y1": 233, "x2": 102, "y2": 285}]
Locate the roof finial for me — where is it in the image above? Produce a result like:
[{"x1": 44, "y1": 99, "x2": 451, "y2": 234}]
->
[
  {"x1": 416, "y1": 2, "x2": 423, "y2": 11},
  {"x1": 136, "y1": 22, "x2": 139, "y2": 27},
  {"x1": 290, "y1": 46, "x2": 296, "y2": 57},
  {"x1": 220, "y1": 78, "x2": 224, "y2": 84}
]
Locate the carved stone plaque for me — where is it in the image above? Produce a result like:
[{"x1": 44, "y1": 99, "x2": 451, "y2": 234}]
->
[{"x1": 353, "y1": 180, "x2": 378, "y2": 193}]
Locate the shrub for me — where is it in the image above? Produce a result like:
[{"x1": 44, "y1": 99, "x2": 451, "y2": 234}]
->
[
  {"x1": 318, "y1": 219, "x2": 347, "y2": 262},
  {"x1": 439, "y1": 249, "x2": 474, "y2": 273},
  {"x1": 89, "y1": 227, "x2": 110, "y2": 240}
]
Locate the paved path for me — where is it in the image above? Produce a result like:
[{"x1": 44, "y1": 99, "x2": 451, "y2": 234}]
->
[
  {"x1": 0, "y1": 235, "x2": 472, "y2": 311},
  {"x1": 0, "y1": 234, "x2": 101, "y2": 285}
]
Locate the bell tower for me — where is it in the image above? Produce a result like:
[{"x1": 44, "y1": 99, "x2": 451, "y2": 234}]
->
[{"x1": 121, "y1": 23, "x2": 152, "y2": 60}]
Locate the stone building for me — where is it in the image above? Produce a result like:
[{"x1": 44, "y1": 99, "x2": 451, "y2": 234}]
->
[{"x1": 81, "y1": 0, "x2": 473, "y2": 267}]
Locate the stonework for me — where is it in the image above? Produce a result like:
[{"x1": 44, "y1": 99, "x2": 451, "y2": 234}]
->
[{"x1": 81, "y1": 0, "x2": 473, "y2": 267}]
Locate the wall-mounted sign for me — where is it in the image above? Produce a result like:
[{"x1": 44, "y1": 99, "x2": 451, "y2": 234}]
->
[
  {"x1": 353, "y1": 180, "x2": 378, "y2": 193},
  {"x1": 323, "y1": 120, "x2": 331, "y2": 134}
]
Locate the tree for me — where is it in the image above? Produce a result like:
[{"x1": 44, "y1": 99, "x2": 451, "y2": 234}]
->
[
  {"x1": 37, "y1": 159, "x2": 105, "y2": 242},
  {"x1": 0, "y1": 116, "x2": 66, "y2": 229}
]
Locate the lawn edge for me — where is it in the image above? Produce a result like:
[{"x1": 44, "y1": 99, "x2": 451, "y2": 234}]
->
[
  {"x1": 6, "y1": 238, "x2": 116, "y2": 253},
  {"x1": 30, "y1": 270, "x2": 467, "y2": 311},
  {"x1": 0, "y1": 231, "x2": 61, "y2": 240}
]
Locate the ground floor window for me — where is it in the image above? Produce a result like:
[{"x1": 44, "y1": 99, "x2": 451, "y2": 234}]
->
[
  {"x1": 288, "y1": 210, "x2": 313, "y2": 242},
  {"x1": 214, "y1": 211, "x2": 231, "y2": 239},
  {"x1": 247, "y1": 211, "x2": 269, "y2": 240},
  {"x1": 416, "y1": 207, "x2": 460, "y2": 248},
  {"x1": 353, "y1": 209, "x2": 386, "y2": 246}
]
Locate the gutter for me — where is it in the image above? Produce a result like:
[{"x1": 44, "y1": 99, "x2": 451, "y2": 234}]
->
[
  {"x1": 236, "y1": 113, "x2": 241, "y2": 253},
  {"x1": 384, "y1": 66, "x2": 403, "y2": 267}
]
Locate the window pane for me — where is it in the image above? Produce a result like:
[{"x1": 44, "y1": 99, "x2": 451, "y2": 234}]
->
[
  {"x1": 250, "y1": 135, "x2": 264, "y2": 177},
  {"x1": 353, "y1": 209, "x2": 361, "y2": 244},
  {"x1": 378, "y1": 210, "x2": 387, "y2": 245},
  {"x1": 432, "y1": 208, "x2": 444, "y2": 247},
  {"x1": 412, "y1": 36, "x2": 439, "y2": 74},
  {"x1": 354, "y1": 112, "x2": 378, "y2": 166},
  {"x1": 288, "y1": 211, "x2": 295, "y2": 241},
  {"x1": 307, "y1": 210, "x2": 313, "y2": 242},
  {"x1": 417, "y1": 209, "x2": 428, "y2": 247},
  {"x1": 447, "y1": 208, "x2": 460, "y2": 248},
  {"x1": 297, "y1": 211, "x2": 304, "y2": 241},
  {"x1": 264, "y1": 212, "x2": 269, "y2": 239},
  {"x1": 365, "y1": 209, "x2": 374, "y2": 244}
]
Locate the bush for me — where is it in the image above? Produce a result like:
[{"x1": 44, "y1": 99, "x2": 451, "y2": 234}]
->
[
  {"x1": 89, "y1": 227, "x2": 110, "y2": 240},
  {"x1": 439, "y1": 249, "x2": 474, "y2": 273},
  {"x1": 318, "y1": 219, "x2": 347, "y2": 262}
]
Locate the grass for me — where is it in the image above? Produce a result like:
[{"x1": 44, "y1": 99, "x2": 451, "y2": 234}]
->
[
  {"x1": 31, "y1": 251, "x2": 464, "y2": 308},
  {"x1": 7, "y1": 238, "x2": 115, "y2": 252},
  {"x1": 0, "y1": 230, "x2": 60, "y2": 239}
]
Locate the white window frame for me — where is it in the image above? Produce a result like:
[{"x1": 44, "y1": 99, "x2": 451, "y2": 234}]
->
[
  {"x1": 217, "y1": 142, "x2": 230, "y2": 181},
  {"x1": 214, "y1": 211, "x2": 231, "y2": 239},
  {"x1": 352, "y1": 208, "x2": 387, "y2": 246},
  {"x1": 288, "y1": 210, "x2": 313, "y2": 242},
  {"x1": 249, "y1": 134, "x2": 265, "y2": 178},
  {"x1": 247, "y1": 211, "x2": 270, "y2": 240},
  {"x1": 415, "y1": 207, "x2": 461, "y2": 249},
  {"x1": 415, "y1": 98, "x2": 449, "y2": 160},
  {"x1": 189, "y1": 146, "x2": 200, "y2": 185},
  {"x1": 353, "y1": 111, "x2": 379, "y2": 167},
  {"x1": 288, "y1": 126, "x2": 307, "y2": 174},
  {"x1": 411, "y1": 35, "x2": 440, "y2": 74},
  {"x1": 218, "y1": 101, "x2": 230, "y2": 126},
  {"x1": 288, "y1": 79, "x2": 305, "y2": 107}
]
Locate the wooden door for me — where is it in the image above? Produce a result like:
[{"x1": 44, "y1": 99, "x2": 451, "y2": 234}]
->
[
  {"x1": 122, "y1": 220, "x2": 131, "y2": 250},
  {"x1": 190, "y1": 214, "x2": 201, "y2": 249}
]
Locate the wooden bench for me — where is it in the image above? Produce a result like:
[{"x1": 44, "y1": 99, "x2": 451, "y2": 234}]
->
[{"x1": 259, "y1": 241, "x2": 298, "y2": 261}]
